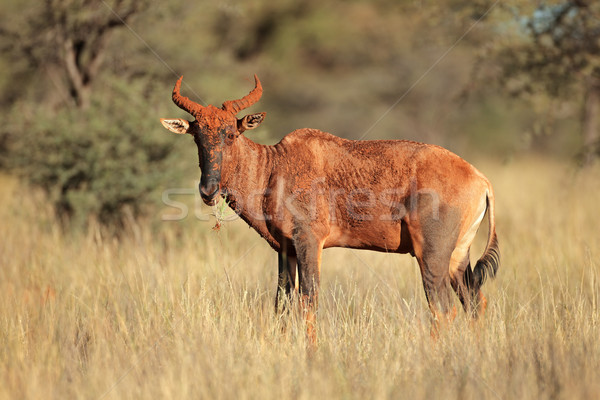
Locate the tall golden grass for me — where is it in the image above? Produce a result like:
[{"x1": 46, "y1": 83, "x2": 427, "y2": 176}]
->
[{"x1": 0, "y1": 157, "x2": 598, "y2": 399}]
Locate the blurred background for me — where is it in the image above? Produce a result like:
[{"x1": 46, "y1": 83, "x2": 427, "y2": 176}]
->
[{"x1": 0, "y1": 0, "x2": 598, "y2": 229}]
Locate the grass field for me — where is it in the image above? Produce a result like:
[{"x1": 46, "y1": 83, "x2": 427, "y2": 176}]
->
[{"x1": 0, "y1": 157, "x2": 599, "y2": 399}]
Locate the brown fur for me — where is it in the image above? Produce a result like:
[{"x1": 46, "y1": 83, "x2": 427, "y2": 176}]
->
[{"x1": 161, "y1": 75, "x2": 500, "y2": 345}]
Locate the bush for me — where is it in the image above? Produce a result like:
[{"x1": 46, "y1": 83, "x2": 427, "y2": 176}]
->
[{"x1": 10, "y1": 79, "x2": 181, "y2": 229}]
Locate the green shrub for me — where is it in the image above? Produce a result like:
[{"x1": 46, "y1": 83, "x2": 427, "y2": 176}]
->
[{"x1": 10, "y1": 79, "x2": 181, "y2": 229}]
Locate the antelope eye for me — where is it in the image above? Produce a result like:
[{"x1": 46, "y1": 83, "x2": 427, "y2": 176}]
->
[{"x1": 227, "y1": 133, "x2": 236, "y2": 140}]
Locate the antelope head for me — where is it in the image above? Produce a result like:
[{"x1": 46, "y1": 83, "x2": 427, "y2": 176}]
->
[{"x1": 160, "y1": 75, "x2": 266, "y2": 205}]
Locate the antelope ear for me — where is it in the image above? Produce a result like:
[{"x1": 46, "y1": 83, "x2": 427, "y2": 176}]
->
[
  {"x1": 160, "y1": 118, "x2": 190, "y2": 134},
  {"x1": 238, "y1": 112, "x2": 266, "y2": 133}
]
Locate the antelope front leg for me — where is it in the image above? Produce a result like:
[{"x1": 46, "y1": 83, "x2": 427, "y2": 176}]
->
[
  {"x1": 294, "y1": 233, "x2": 324, "y2": 348},
  {"x1": 275, "y1": 250, "x2": 297, "y2": 314}
]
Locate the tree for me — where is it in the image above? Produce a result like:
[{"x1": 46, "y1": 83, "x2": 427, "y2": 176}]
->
[
  {"x1": 0, "y1": 0, "x2": 148, "y2": 109},
  {"x1": 0, "y1": 0, "x2": 182, "y2": 228},
  {"x1": 489, "y1": 1, "x2": 600, "y2": 164}
]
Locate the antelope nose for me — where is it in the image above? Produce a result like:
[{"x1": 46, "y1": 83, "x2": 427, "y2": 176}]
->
[{"x1": 199, "y1": 179, "x2": 220, "y2": 203}]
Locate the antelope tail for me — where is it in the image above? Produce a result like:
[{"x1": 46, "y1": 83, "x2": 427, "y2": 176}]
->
[{"x1": 465, "y1": 188, "x2": 500, "y2": 292}]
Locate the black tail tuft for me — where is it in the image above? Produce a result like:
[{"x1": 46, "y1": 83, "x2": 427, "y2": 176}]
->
[{"x1": 465, "y1": 233, "x2": 500, "y2": 292}]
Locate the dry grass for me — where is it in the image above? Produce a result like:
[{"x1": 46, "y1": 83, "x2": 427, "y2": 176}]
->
[{"x1": 0, "y1": 157, "x2": 599, "y2": 399}]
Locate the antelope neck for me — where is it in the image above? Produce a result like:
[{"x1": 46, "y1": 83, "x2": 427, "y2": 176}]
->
[{"x1": 221, "y1": 134, "x2": 275, "y2": 215}]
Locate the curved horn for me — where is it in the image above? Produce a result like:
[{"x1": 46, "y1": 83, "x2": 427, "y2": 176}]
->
[
  {"x1": 222, "y1": 74, "x2": 263, "y2": 115},
  {"x1": 172, "y1": 76, "x2": 203, "y2": 115}
]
